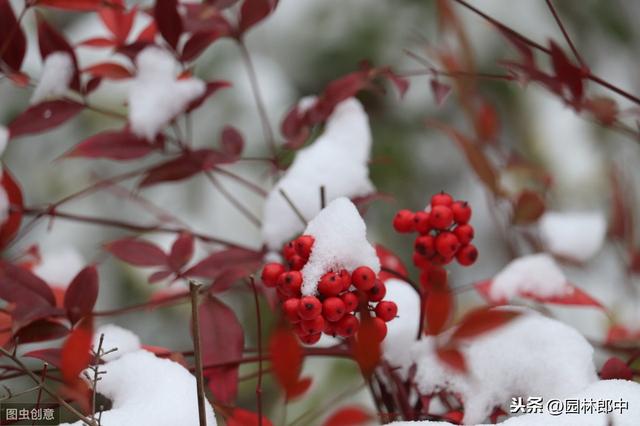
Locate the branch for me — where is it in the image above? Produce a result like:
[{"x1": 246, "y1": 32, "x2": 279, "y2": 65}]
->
[
  {"x1": 544, "y1": 0, "x2": 585, "y2": 67},
  {"x1": 248, "y1": 277, "x2": 264, "y2": 426},
  {"x1": 189, "y1": 281, "x2": 208, "y2": 426}
]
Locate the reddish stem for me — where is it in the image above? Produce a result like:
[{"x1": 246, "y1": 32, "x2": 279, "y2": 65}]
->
[
  {"x1": 544, "y1": 0, "x2": 585, "y2": 67},
  {"x1": 248, "y1": 277, "x2": 264, "y2": 426}
]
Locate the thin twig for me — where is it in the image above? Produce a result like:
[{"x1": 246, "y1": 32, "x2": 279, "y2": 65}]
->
[
  {"x1": 248, "y1": 277, "x2": 264, "y2": 426},
  {"x1": 189, "y1": 281, "x2": 208, "y2": 426},
  {"x1": 544, "y1": 0, "x2": 585, "y2": 67},
  {"x1": 320, "y1": 186, "x2": 326, "y2": 209},
  {"x1": 278, "y1": 189, "x2": 307, "y2": 225},
  {"x1": 204, "y1": 172, "x2": 262, "y2": 228}
]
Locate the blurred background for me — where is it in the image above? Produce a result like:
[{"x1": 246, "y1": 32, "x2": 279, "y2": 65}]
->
[{"x1": 2, "y1": 0, "x2": 640, "y2": 423}]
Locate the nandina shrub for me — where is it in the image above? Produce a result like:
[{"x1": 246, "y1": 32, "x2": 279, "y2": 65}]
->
[{"x1": 0, "y1": 1, "x2": 639, "y2": 425}]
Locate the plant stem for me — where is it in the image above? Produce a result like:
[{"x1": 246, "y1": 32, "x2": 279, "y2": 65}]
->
[
  {"x1": 278, "y1": 189, "x2": 307, "y2": 225},
  {"x1": 189, "y1": 281, "x2": 208, "y2": 426},
  {"x1": 544, "y1": 0, "x2": 585, "y2": 67},
  {"x1": 248, "y1": 277, "x2": 264, "y2": 426}
]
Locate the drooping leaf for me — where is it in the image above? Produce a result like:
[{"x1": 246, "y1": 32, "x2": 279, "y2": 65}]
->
[
  {"x1": 105, "y1": 237, "x2": 169, "y2": 267},
  {"x1": 99, "y1": 0, "x2": 135, "y2": 43},
  {"x1": 200, "y1": 296, "x2": 244, "y2": 404},
  {"x1": 138, "y1": 149, "x2": 232, "y2": 187},
  {"x1": 549, "y1": 40, "x2": 584, "y2": 102},
  {"x1": 0, "y1": 0, "x2": 27, "y2": 72},
  {"x1": 238, "y1": 0, "x2": 278, "y2": 35},
  {"x1": 63, "y1": 266, "x2": 99, "y2": 325},
  {"x1": 154, "y1": 0, "x2": 183, "y2": 49},
  {"x1": 8, "y1": 100, "x2": 84, "y2": 138},
  {"x1": 352, "y1": 314, "x2": 381, "y2": 377},
  {"x1": 474, "y1": 101, "x2": 499, "y2": 142},
  {"x1": 83, "y1": 62, "x2": 133, "y2": 80},
  {"x1": 36, "y1": 14, "x2": 80, "y2": 89},
  {"x1": 15, "y1": 319, "x2": 69, "y2": 344},
  {"x1": 184, "y1": 248, "x2": 262, "y2": 280},
  {"x1": 181, "y1": 30, "x2": 225, "y2": 62},
  {"x1": 220, "y1": 126, "x2": 244, "y2": 158},
  {"x1": 186, "y1": 81, "x2": 231, "y2": 112},
  {"x1": 36, "y1": 0, "x2": 102, "y2": 11},
  {"x1": 451, "y1": 307, "x2": 521, "y2": 341},
  {"x1": 0, "y1": 168, "x2": 24, "y2": 250},
  {"x1": 61, "y1": 317, "x2": 93, "y2": 384},
  {"x1": 269, "y1": 327, "x2": 304, "y2": 398},
  {"x1": 512, "y1": 190, "x2": 545, "y2": 224},
  {"x1": 0, "y1": 260, "x2": 56, "y2": 307},
  {"x1": 435, "y1": 346, "x2": 467, "y2": 373},
  {"x1": 226, "y1": 408, "x2": 274, "y2": 426},
  {"x1": 323, "y1": 406, "x2": 373, "y2": 426},
  {"x1": 66, "y1": 129, "x2": 156, "y2": 160},
  {"x1": 24, "y1": 348, "x2": 63, "y2": 368},
  {"x1": 209, "y1": 268, "x2": 251, "y2": 294},
  {"x1": 430, "y1": 79, "x2": 452, "y2": 106},
  {"x1": 168, "y1": 232, "x2": 194, "y2": 272}
]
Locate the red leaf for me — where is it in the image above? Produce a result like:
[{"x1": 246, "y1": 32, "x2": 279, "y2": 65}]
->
[
  {"x1": 105, "y1": 237, "x2": 168, "y2": 267},
  {"x1": 0, "y1": 312, "x2": 11, "y2": 347},
  {"x1": 66, "y1": 130, "x2": 155, "y2": 160},
  {"x1": 269, "y1": 327, "x2": 303, "y2": 397},
  {"x1": 512, "y1": 190, "x2": 545, "y2": 224},
  {"x1": 0, "y1": 260, "x2": 56, "y2": 308},
  {"x1": 0, "y1": 0, "x2": 27, "y2": 72},
  {"x1": 600, "y1": 357, "x2": 633, "y2": 381},
  {"x1": 436, "y1": 346, "x2": 467, "y2": 373},
  {"x1": 238, "y1": 0, "x2": 278, "y2": 35},
  {"x1": 210, "y1": 268, "x2": 250, "y2": 294},
  {"x1": 8, "y1": 100, "x2": 84, "y2": 138},
  {"x1": 227, "y1": 408, "x2": 274, "y2": 426},
  {"x1": 79, "y1": 37, "x2": 117, "y2": 48},
  {"x1": 381, "y1": 68, "x2": 409, "y2": 98},
  {"x1": 64, "y1": 266, "x2": 99, "y2": 325},
  {"x1": 36, "y1": 14, "x2": 80, "y2": 90},
  {"x1": 425, "y1": 274, "x2": 453, "y2": 335},
  {"x1": 147, "y1": 269, "x2": 173, "y2": 284},
  {"x1": 15, "y1": 319, "x2": 69, "y2": 344},
  {"x1": 24, "y1": 348, "x2": 63, "y2": 368},
  {"x1": 181, "y1": 30, "x2": 225, "y2": 62},
  {"x1": 585, "y1": 96, "x2": 618, "y2": 126},
  {"x1": 530, "y1": 283, "x2": 605, "y2": 309},
  {"x1": 200, "y1": 297, "x2": 244, "y2": 404},
  {"x1": 36, "y1": 0, "x2": 102, "y2": 11},
  {"x1": 0, "y1": 168, "x2": 24, "y2": 250},
  {"x1": 220, "y1": 126, "x2": 244, "y2": 158},
  {"x1": 323, "y1": 406, "x2": 373, "y2": 426},
  {"x1": 352, "y1": 315, "x2": 381, "y2": 377},
  {"x1": 549, "y1": 40, "x2": 584, "y2": 102},
  {"x1": 287, "y1": 376, "x2": 313, "y2": 400},
  {"x1": 61, "y1": 317, "x2": 93, "y2": 384},
  {"x1": 451, "y1": 307, "x2": 521, "y2": 341},
  {"x1": 185, "y1": 248, "x2": 262, "y2": 279},
  {"x1": 83, "y1": 62, "x2": 133, "y2": 80},
  {"x1": 169, "y1": 232, "x2": 194, "y2": 272},
  {"x1": 187, "y1": 81, "x2": 231, "y2": 112},
  {"x1": 99, "y1": 1, "x2": 135, "y2": 42},
  {"x1": 430, "y1": 79, "x2": 452, "y2": 106},
  {"x1": 154, "y1": 0, "x2": 183, "y2": 49},
  {"x1": 375, "y1": 244, "x2": 408, "y2": 282},
  {"x1": 138, "y1": 149, "x2": 231, "y2": 187},
  {"x1": 475, "y1": 101, "x2": 499, "y2": 142}
]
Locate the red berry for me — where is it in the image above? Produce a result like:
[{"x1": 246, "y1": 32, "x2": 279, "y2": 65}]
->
[
  {"x1": 324, "y1": 321, "x2": 337, "y2": 336},
  {"x1": 288, "y1": 255, "x2": 306, "y2": 271},
  {"x1": 453, "y1": 224, "x2": 474, "y2": 245},
  {"x1": 451, "y1": 201, "x2": 472, "y2": 224},
  {"x1": 456, "y1": 244, "x2": 478, "y2": 266},
  {"x1": 393, "y1": 210, "x2": 415, "y2": 233},
  {"x1": 283, "y1": 298, "x2": 302, "y2": 323},
  {"x1": 294, "y1": 235, "x2": 315, "y2": 258},
  {"x1": 277, "y1": 271, "x2": 303, "y2": 296},
  {"x1": 431, "y1": 191, "x2": 454, "y2": 207},
  {"x1": 301, "y1": 316, "x2": 325, "y2": 335},
  {"x1": 352, "y1": 266, "x2": 376, "y2": 291},
  {"x1": 372, "y1": 317, "x2": 388, "y2": 341},
  {"x1": 298, "y1": 296, "x2": 322, "y2": 320},
  {"x1": 339, "y1": 269, "x2": 351, "y2": 291},
  {"x1": 322, "y1": 297, "x2": 346, "y2": 322},
  {"x1": 429, "y1": 205, "x2": 454, "y2": 229},
  {"x1": 413, "y1": 211, "x2": 431, "y2": 234},
  {"x1": 431, "y1": 253, "x2": 453, "y2": 266},
  {"x1": 414, "y1": 235, "x2": 435, "y2": 257},
  {"x1": 375, "y1": 301, "x2": 398, "y2": 322},
  {"x1": 261, "y1": 263, "x2": 285, "y2": 287},
  {"x1": 336, "y1": 314, "x2": 359, "y2": 337},
  {"x1": 412, "y1": 252, "x2": 432, "y2": 269},
  {"x1": 283, "y1": 241, "x2": 296, "y2": 261},
  {"x1": 435, "y1": 231, "x2": 460, "y2": 258},
  {"x1": 294, "y1": 323, "x2": 308, "y2": 337},
  {"x1": 367, "y1": 280, "x2": 386, "y2": 302},
  {"x1": 277, "y1": 289, "x2": 290, "y2": 302},
  {"x1": 300, "y1": 333, "x2": 321, "y2": 344},
  {"x1": 341, "y1": 292, "x2": 359, "y2": 312},
  {"x1": 317, "y1": 272, "x2": 342, "y2": 297}
]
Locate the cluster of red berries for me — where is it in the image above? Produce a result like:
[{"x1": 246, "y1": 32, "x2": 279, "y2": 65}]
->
[
  {"x1": 393, "y1": 192, "x2": 478, "y2": 271},
  {"x1": 261, "y1": 235, "x2": 398, "y2": 344}
]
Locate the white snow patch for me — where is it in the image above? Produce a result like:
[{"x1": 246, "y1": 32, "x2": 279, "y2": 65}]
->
[
  {"x1": 129, "y1": 47, "x2": 205, "y2": 140},
  {"x1": 60, "y1": 350, "x2": 217, "y2": 426},
  {"x1": 383, "y1": 278, "x2": 420, "y2": 373},
  {"x1": 300, "y1": 197, "x2": 379, "y2": 295},
  {"x1": 409, "y1": 308, "x2": 597, "y2": 424},
  {"x1": 31, "y1": 52, "x2": 74, "y2": 104},
  {"x1": 490, "y1": 254, "x2": 569, "y2": 301},
  {"x1": 93, "y1": 324, "x2": 142, "y2": 362},
  {"x1": 261, "y1": 98, "x2": 375, "y2": 250},
  {"x1": 32, "y1": 246, "x2": 85, "y2": 287},
  {"x1": 539, "y1": 211, "x2": 607, "y2": 262},
  {"x1": 0, "y1": 126, "x2": 8, "y2": 157}
]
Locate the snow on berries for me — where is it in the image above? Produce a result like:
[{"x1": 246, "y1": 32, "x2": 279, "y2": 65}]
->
[
  {"x1": 393, "y1": 191, "x2": 478, "y2": 271},
  {"x1": 260, "y1": 198, "x2": 397, "y2": 343}
]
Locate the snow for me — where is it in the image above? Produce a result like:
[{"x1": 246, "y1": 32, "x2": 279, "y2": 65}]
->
[
  {"x1": 60, "y1": 350, "x2": 217, "y2": 426},
  {"x1": 93, "y1": 324, "x2": 142, "y2": 362},
  {"x1": 300, "y1": 197, "x2": 380, "y2": 295},
  {"x1": 129, "y1": 47, "x2": 205, "y2": 140},
  {"x1": 32, "y1": 246, "x2": 85, "y2": 287},
  {"x1": 387, "y1": 380, "x2": 640, "y2": 426},
  {"x1": 489, "y1": 254, "x2": 569, "y2": 301},
  {"x1": 539, "y1": 211, "x2": 607, "y2": 262},
  {"x1": 0, "y1": 125, "x2": 7, "y2": 156},
  {"x1": 31, "y1": 52, "x2": 74, "y2": 104},
  {"x1": 409, "y1": 308, "x2": 597, "y2": 424},
  {"x1": 261, "y1": 97, "x2": 375, "y2": 250},
  {"x1": 383, "y1": 278, "x2": 420, "y2": 372}
]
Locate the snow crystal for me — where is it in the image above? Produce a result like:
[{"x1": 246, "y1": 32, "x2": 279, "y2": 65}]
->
[
  {"x1": 383, "y1": 278, "x2": 420, "y2": 372},
  {"x1": 539, "y1": 211, "x2": 607, "y2": 262},
  {"x1": 129, "y1": 47, "x2": 205, "y2": 140},
  {"x1": 93, "y1": 324, "x2": 141, "y2": 362},
  {"x1": 300, "y1": 197, "x2": 379, "y2": 295},
  {"x1": 387, "y1": 380, "x2": 640, "y2": 426},
  {"x1": 60, "y1": 350, "x2": 217, "y2": 426},
  {"x1": 32, "y1": 246, "x2": 85, "y2": 287},
  {"x1": 31, "y1": 52, "x2": 74, "y2": 104},
  {"x1": 261, "y1": 97, "x2": 375, "y2": 250},
  {"x1": 0, "y1": 125, "x2": 8, "y2": 156},
  {"x1": 410, "y1": 308, "x2": 597, "y2": 424},
  {"x1": 490, "y1": 253, "x2": 568, "y2": 301}
]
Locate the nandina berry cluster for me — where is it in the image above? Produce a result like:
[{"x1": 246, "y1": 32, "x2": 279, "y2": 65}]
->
[
  {"x1": 393, "y1": 192, "x2": 478, "y2": 271},
  {"x1": 261, "y1": 235, "x2": 398, "y2": 344}
]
